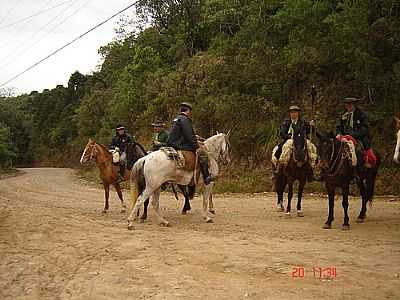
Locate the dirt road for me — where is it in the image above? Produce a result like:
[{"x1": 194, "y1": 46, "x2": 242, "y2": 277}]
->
[{"x1": 0, "y1": 168, "x2": 399, "y2": 300}]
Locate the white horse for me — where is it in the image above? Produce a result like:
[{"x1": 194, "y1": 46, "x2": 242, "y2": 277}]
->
[
  {"x1": 394, "y1": 117, "x2": 400, "y2": 164},
  {"x1": 127, "y1": 132, "x2": 231, "y2": 229}
]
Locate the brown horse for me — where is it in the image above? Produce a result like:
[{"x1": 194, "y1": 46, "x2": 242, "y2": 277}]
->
[
  {"x1": 315, "y1": 131, "x2": 380, "y2": 230},
  {"x1": 80, "y1": 139, "x2": 146, "y2": 213}
]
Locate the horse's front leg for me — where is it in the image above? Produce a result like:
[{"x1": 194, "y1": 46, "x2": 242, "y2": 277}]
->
[
  {"x1": 103, "y1": 183, "x2": 110, "y2": 213},
  {"x1": 286, "y1": 181, "x2": 294, "y2": 216},
  {"x1": 151, "y1": 189, "x2": 169, "y2": 227},
  {"x1": 356, "y1": 178, "x2": 368, "y2": 223},
  {"x1": 181, "y1": 186, "x2": 191, "y2": 215},
  {"x1": 275, "y1": 175, "x2": 285, "y2": 212},
  {"x1": 323, "y1": 184, "x2": 335, "y2": 229},
  {"x1": 202, "y1": 183, "x2": 214, "y2": 223},
  {"x1": 115, "y1": 183, "x2": 126, "y2": 213},
  {"x1": 342, "y1": 184, "x2": 350, "y2": 230},
  {"x1": 296, "y1": 179, "x2": 305, "y2": 217}
]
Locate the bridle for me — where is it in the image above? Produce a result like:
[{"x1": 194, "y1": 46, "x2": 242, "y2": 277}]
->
[
  {"x1": 205, "y1": 135, "x2": 231, "y2": 165},
  {"x1": 291, "y1": 133, "x2": 307, "y2": 167}
]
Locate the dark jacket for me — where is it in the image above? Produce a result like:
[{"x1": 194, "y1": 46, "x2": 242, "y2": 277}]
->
[
  {"x1": 167, "y1": 113, "x2": 199, "y2": 152},
  {"x1": 280, "y1": 119, "x2": 311, "y2": 141},
  {"x1": 110, "y1": 133, "x2": 134, "y2": 152},
  {"x1": 336, "y1": 107, "x2": 371, "y2": 149}
]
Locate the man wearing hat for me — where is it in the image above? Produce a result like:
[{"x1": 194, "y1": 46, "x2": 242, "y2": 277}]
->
[
  {"x1": 110, "y1": 124, "x2": 135, "y2": 182},
  {"x1": 150, "y1": 118, "x2": 169, "y2": 151},
  {"x1": 167, "y1": 102, "x2": 214, "y2": 185},
  {"x1": 336, "y1": 97, "x2": 371, "y2": 150},
  {"x1": 336, "y1": 97, "x2": 376, "y2": 169},
  {"x1": 275, "y1": 105, "x2": 311, "y2": 159}
]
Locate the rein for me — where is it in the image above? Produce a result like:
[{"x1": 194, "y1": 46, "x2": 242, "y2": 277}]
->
[
  {"x1": 291, "y1": 136, "x2": 308, "y2": 167},
  {"x1": 327, "y1": 140, "x2": 344, "y2": 177}
]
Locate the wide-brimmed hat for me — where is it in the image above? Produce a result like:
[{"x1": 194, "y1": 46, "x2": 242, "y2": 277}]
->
[
  {"x1": 152, "y1": 118, "x2": 165, "y2": 127},
  {"x1": 288, "y1": 105, "x2": 301, "y2": 112},
  {"x1": 342, "y1": 97, "x2": 361, "y2": 103},
  {"x1": 116, "y1": 124, "x2": 125, "y2": 130},
  {"x1": 180, "y1": 102, "x2": 193, "y2": 110}
]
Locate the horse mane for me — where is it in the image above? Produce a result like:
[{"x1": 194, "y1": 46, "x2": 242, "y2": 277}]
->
[{"x1": 94, "y1": 141, "x2": 112, "y2": 156}]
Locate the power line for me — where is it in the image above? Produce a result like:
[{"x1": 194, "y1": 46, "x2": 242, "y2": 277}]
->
[
  {"x1": 0, "y1": 0, "x2": 74, "y2": 30},
  {"x1": 0, "y1": 1, "x2": 22, "y2": 25},
  {"x1": 0, "y1": 0, "x2": 89, "y2": 70},
  {"x1": 0, "y1": 1, "x2": 138, "y2": 88}
]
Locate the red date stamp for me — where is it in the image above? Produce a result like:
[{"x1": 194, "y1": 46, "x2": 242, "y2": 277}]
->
[{"x1": 292, "y1": 266, "x2": 337, "y2": 279}]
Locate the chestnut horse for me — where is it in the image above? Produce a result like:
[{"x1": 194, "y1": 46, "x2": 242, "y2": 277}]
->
[{"x1": 80, "y1": 139, "x2": 146, "y2": 213}]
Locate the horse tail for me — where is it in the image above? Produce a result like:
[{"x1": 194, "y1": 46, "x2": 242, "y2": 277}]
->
[
  {"x1": 130, "y1": 158, "x2": 146, "y2": 210},
  {"x1": 366, "y1": 151, "x2": 380, "y2": 202}
]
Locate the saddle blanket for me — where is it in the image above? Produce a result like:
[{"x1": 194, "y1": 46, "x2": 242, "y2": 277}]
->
[
  {"x1": 272, "y1": 139, "x2": 317, "y2": 168},
  {"x1": 160, "y1": 147, "x2": 186, "y2": 169}
]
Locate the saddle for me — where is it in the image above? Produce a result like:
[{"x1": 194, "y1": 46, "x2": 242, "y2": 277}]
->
[{"x1": 160, "y1": 147, "x2": 198, "y2": 171}]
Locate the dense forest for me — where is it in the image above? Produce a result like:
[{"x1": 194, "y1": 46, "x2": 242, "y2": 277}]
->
[{"x1": 1, "y1": 0, "x2": 399, "y2": 192}]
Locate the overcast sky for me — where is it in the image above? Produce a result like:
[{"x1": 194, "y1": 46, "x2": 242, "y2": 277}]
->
[{"x1": 0, "y1": 0, "x2": 137, "y2": 95}]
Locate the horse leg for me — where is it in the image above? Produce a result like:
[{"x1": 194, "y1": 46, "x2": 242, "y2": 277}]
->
[
  {"x1": 323, "y1": 184, "x2": 335, "y2": 229},
  {"x1": 180, "y1": 186, "x2": 191, "y2": 215},
  {"x1": 127, "y1": 189, "x2": 152, "y2": 230},
  {"x1": 356, "y1": 178, "x2": 368, "y2": 223},
  {"x1": 342, "y1": 184, "x2": 350, "y2": 230},
  {"x1": 115, "y1": 183, "x2": 126, "y2": 213},
  {"x1": 103, "y1": 183, "x2": 110, "y2": 213},
  {"x1": 275, "y1": 175, "x2": 285, "y2": 212},
  {"x1": 202, "y1": 183, "x2": 214, "y2": 223},
  {"x1": 286, "y1": 181, "x2": 293, "y2": 216},
  {"x1": 151, "y1": 189, "x2": 169, "y2": 227},
  {"x1": 139, "y1": 198, "x2": 149, "y2": 222},
  {"x1": 209, "y1": 193, "x2": 216, "y2": 215},
  {"x1": 296, "y1": 179, "x2": 305, "y2": 217}
]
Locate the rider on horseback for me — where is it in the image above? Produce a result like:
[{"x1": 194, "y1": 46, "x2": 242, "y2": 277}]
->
[
  {"x1": 336, "y1": 97, "x2": 376, "y2": 168},
  {"x1": 109, "y1": 124, "x2": 135, "y2": 183},
  {"x1": 273, "y1": 105, "x2": 314, "y2": 181},
  {"x1": 150, "y1": 118, "x2": 169, "y2": 151},
  {"x1": 167, "y1": 102, "x2": 215, "y2": 185}
]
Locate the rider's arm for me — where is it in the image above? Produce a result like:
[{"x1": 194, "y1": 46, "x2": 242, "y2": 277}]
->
[
  {"x1": 109, "y1": 136, "x2": 118, "y2": 149},
  {"x1": 351, "y1": 111, "x2": 369, "y2": 139},
  {"x1": 280, "y1": 121, "x2": 290, "y2": 140}
]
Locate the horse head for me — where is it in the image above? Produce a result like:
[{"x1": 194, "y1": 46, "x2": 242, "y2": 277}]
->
[
  {"x1": 205, "y1": 132, "x2": 232, "y2": 165},
  {"x1": 394, "y1": 117, "x2": 400, "y2": 163},
  {"x1": 315, "y1": 131, "x2": 336, "y2": 179},
  {"x1": 292, "y1": 129, "x2": 307, "y2": 163},
  {"x1": 80, "y1": 138, "x2": 98, "y2": 164}
]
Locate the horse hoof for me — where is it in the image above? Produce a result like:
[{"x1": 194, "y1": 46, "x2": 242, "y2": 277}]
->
[
  {"x1": 102, "y1": 209, "x2": 108, "y2": 214},
  {"x1": 160, "y1": 221, "x2": 170, "y2": 227},
  {"x1": 127, "y1": 224, "x2": 134, "y2": 230},
  {"x1": 285, "y1": 212, "x2": 291, "y2": 216},
  {"x1": 276, "y1": 206, "x2": 284, "y2": 212},
  {"x1": 209, "y1": 209, "x2": 216, "y2": 215},
  {"x1": 205, "y1": 217, "x2": 214, "y2": 223},
  {"x1": 139, "y1": 219, "x2": 145, "y2": 223},
  {"x1": 356, "y1": 218, "x2": 364, "y2": 223},
  {"x1": 323, "y1": 224, "x2": 332, "y2": 229},
  {"x1": 182, "y1": 211, "x2": 187, "y2": 215},
  {"x1": 120, "y1": 209, "x2": 126, "y2": 213},
  {"x1": 297, "y1": 211, "x2": 304, "y2": 217},
  {"x1": 342, "y1": 225, "x2": 350, "y2": 230}
]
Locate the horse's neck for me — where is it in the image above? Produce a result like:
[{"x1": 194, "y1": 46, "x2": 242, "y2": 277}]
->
[
  {"x1": 95, "y1": 144, "x2": 112, "y2": 166},
  {"x1": 205, "y1": 136, "x2": 222, "y2": 156}
]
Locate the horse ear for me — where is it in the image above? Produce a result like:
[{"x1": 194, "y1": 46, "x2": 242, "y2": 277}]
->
[
  {"x1": 226, "y1": 129, "x2": 232, "y2": 138},
  {"x1": 88, "y1": 138, "x2": 93, "y2": 143},
  {"x1": 395, "y1": 117, "x2": 400, "y2": 128}
]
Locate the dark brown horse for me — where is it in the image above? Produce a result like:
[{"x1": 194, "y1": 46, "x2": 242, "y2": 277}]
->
[
  {"x1": 315, "y1": 132, "x2": 380, "y2": 230},
  {"x1": 275, "y1": 129, "x2": 312, "y2": 217},
  {"x1": 80, "y1": 139, "x2": 146, "y2": 213}
]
